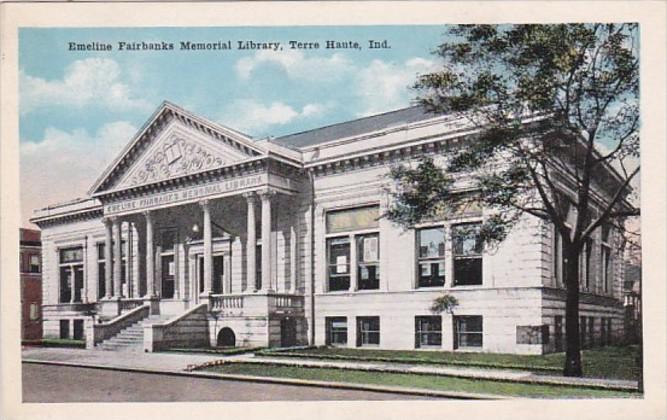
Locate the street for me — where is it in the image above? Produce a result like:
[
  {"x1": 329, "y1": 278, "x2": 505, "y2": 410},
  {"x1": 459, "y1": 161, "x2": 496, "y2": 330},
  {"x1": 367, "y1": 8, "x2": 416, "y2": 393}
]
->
[{"x1": 22, "y1": 363, "x2": 438, "y2": 402}]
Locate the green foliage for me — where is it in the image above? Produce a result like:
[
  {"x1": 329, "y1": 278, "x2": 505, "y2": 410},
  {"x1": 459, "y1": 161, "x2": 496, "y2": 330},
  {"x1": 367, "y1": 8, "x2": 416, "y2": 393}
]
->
[{"x1": 430, "y1": 294, "x2": 459, "y2": 315}]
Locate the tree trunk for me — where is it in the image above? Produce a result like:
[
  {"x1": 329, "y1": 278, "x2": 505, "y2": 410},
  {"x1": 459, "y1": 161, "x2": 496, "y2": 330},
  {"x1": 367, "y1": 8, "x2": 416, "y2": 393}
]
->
[{"x1": 563, "y1": 244, "x2": 583, "y2": 377}]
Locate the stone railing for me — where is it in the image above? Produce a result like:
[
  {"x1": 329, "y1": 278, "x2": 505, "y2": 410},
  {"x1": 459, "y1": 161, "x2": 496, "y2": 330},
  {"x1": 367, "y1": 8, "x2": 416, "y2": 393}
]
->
[
  {"x1": 271, "y1": 294, "x2": 303, "y2": 309},
  {"x1": 86, "y1": 304, "x2": 149, "y2": 349},
  {"x1": 209, "y1": 294, "x2": 244, "y2": 310},
  {"x1": 144, "y1": 303, "x2": 209, "y2": 352},
  {"x1": 208, "y1": 292, "x2": 304, "y2": 317},
  {"x1": 120, "y1": 298, "x2": 144, "y2": 312}
]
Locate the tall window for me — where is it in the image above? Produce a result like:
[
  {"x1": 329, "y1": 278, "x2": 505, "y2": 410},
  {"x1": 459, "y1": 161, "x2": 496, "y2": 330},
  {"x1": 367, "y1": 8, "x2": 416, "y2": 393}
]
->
[
  {"x1": 325, "y1": 317, "x2": 348, "y2": 346},
  {"x1": 327, "y1": 238, "x2": 350, "y2": 291},
  {"x1": 415, "y1": 316, "x2": 442, "y2": 348},
  {"x1": 454, "y1": 316, "x2": 483, "y2": 349},
  {"x1": 97, "y1": 243, "x2": 106, "y2": 299},
  {"x1": 357, "y1": 233, "x2": 379, "y2": 290},
  {"x1": 325, "y1": 206, "x2": 380, "y2": 292},
  {"x1": 356, "y1": 316, "x2": 380, "y2": 346},
  {"x1": 600, "y1": 224, "x2": 612, "y2": 294},
  {"x1": 59, "y1": 247, "x2": 83, "y2": 303},
  {"x1": 417, "y1": 227, "x2": 445, "y2": 287},
  {"x1": 452, "y1": 223, "x2": 483, "y2": 286},
  {"x1": 160, "y1": 229, "x2": 177, "y2": 299}
]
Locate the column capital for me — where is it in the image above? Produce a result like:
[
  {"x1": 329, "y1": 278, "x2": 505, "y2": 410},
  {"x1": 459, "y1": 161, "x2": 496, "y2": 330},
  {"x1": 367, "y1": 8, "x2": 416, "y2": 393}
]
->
[
  {"x1": 110, "y1": 215, "x2": 120, "y2": 224},
  {"x1": 143, "y1": 210, "x2": 153, "y2": 220},
  {"x1": 242, "y1": 191, "x2": 257, "y2": 203},
  {"x1": 258, "y1": 188, "x2": 276, "y2": 201},
  {"x1": 199, "y1": 199, "x2": 210, "y2": 209},
  {"x1": 102, "y1": 217, "x2": 113, "y2": 226}
]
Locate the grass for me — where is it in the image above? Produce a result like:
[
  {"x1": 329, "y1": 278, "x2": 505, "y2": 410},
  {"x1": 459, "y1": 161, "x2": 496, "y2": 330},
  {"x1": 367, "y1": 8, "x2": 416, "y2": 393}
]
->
[
  {"x1": 22, "y1": 339, "x2": 86, "y2": 349},
  {"x1": 200, "y1": 363, "x2": 639, "y2": 399},
  {"x1": 164, "y1": 346, "x2": 263, "y2": 356},
  {"x1": 258, "y1": 345, "x2": 641, "y2": 381}
]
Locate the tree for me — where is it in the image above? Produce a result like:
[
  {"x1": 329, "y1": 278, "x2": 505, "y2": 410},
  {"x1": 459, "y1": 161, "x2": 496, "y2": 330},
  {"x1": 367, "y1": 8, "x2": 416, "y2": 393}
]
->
[{"x1": 386, "y1": 24, "x2": 639, "y2": 377}]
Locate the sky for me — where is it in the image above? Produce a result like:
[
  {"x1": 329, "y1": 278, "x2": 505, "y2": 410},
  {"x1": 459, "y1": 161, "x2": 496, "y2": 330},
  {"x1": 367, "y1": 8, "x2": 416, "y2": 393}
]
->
[{"x1": 19, "y1": 26, "x2": 449, "y2": 227}]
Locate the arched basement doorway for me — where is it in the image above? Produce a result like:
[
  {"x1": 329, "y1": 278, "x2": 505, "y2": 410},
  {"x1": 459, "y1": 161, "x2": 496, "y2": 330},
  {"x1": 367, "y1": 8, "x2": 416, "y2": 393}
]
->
[{"x1": 217, "y1": 327, "x2": 236, "y2": 347}]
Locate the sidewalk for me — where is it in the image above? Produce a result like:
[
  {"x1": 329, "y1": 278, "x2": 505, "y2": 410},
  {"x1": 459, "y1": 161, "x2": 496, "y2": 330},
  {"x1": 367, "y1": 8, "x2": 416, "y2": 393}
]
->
[
  {"x1": 20, "y1": 347, "x2": 499, "y2": 399},
  {"x1": 231, "y1": 353, "x2": 639, "y2": 391}
]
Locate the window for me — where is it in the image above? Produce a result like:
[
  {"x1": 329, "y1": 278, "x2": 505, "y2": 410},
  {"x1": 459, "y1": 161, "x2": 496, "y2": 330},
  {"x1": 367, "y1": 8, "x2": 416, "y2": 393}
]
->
[
  {"x1": 325, "y1": 317, "x2": 348, "y2": 346},
  {"x1": 357, "y1": 233, "x2": 379, "y2": 290},
  {"x1": 326, "y1": 206, "x2": 380, "y2": 292},
  {"x1": 580, "y1": 316, "x2": 586, "y2": 348},
  {"x1": 417, "y1": 227, "x2": 445, "y2": 287},
  {"x1": 452, "y1": 223, "x2": 483, "y2": 286},
  {"x1": 255, "y1": 243, "x2": 262, "y2": 290},
  {"x1": 601, "y1": 224, "x2": 612, "y2": 294},
  {"x1": 415, "y1": 316, "x2": 442, "y2": 348},
  {"x1": 582, "y1": 238, "x2": 593, "y2": 291},
  {"x1": 29, "y1": 254, "x2": 40, "y2": 273},
  {"x1": 73, "y1": 319, "x2": 85, "y2": 340},
  {"x1": 29, "y1": 303, "x2": 39, "y2": 321},
  {"x1": 59, "y1": 320, "x2": 69, "y2": 339},
  {"x1": 553, "y1": 225, "x2": 572, "y2": 287},
  {"x1": 327, "y1": 237, "x2": 351, "y2": 291},
  {"x1": 326, "y1": 206, "x2": 379, "y2": 234},
  {"x1": 59, "y1": 247, "x2": 83, "y2": 303},
  {"x1": 159, "y1": 229, "x2": 177, "y2": 299},
  {"x1": 356, "y1": 316, "x2": 380, "y2": 346},
  {"x1": 588, "y1": 317, "x2": 595, "y2": 347},
  {"x1": 97, "y1": 243, "x2": 106, "y2": 299},
  {"x1": 454, "y1": 316, "x2": 483, "y2": 349},
  {"x1": 555, "y1": 315, "x2": 563, "y2": 352}
]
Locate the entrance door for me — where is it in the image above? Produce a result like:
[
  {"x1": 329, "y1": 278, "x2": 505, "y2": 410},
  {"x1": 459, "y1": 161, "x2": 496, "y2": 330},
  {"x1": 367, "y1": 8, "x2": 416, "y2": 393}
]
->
[
  {"x1": 161, "y1": 255, "x2": 175, "y2": 299},
  {"x1": 280, "y1": 317, "x2": 297, "y2": 347}
]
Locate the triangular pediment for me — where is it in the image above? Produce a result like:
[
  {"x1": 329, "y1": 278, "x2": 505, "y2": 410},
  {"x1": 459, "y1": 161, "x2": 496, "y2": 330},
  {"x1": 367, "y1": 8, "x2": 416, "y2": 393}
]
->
[{"x1": 90, "y1": 102, "x2": 265, "y2": 195}]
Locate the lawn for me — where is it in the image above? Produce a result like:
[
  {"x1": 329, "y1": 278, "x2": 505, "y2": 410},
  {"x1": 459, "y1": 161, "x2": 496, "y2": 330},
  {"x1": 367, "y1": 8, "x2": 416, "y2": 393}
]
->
[
  {"x1": 22, "y1": 339, "x2": 86, "y2": 349},
  {"x1": 258, "y1": 345, "x2": 641, "y2": 381},
  {"x1": 200, "y1": 363, "x2": 639, "y2": 399}
]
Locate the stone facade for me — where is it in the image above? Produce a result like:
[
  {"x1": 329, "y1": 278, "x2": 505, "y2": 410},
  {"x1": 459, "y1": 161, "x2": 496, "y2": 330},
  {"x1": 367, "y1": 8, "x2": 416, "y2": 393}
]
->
[{"x1": 32, "y1": 102, "x2": 628, "y2": 354}]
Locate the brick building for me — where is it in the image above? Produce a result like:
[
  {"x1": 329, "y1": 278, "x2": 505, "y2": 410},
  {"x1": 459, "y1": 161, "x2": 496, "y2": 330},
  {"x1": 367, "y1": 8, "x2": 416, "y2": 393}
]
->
[{"x1": 20, "y1": 228, "x2": 42, "y2": 341}]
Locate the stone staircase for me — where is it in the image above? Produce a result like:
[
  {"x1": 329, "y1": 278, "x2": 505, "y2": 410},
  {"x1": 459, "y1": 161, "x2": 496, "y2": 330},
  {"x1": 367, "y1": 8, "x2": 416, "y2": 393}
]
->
[{"x1": 96, "y1": 314, "x2": 172, "y2": 352}]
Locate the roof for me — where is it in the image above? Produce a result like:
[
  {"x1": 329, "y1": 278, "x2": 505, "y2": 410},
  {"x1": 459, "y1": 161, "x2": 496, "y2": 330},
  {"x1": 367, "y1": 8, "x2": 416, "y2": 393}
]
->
[{"x1": 274, "y1": 105, "x2": 438, "y2": 148}]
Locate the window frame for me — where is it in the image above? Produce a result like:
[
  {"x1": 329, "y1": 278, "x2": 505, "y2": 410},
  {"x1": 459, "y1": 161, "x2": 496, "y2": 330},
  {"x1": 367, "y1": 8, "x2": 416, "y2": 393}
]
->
[
  {"x1": 29, "y1": 254, "x2": 40, "y2": 273},
  {"x1": 416, "y1": 226, "x2": 446, "y2": 288},
  {"x1": 356, "y1": 316, "x2": 380, "y2": 347},
  {"x1": 454, "y1": 315, "x2": 483, "y2": 349},
  {"x1": 58, "y1": 246, "x2": 84, "y2": 303},
  {"x1": 451, "y1": 222, "x2": 483, "y2": 287},
  {"x1": 415, "y1": 315, "x2": 442, "y2": 348},
  {"x1": 325, "y1": 316, "x2": 348, "y2": 346},
  {"x1": 324, "y1": 204, "x2": 381, "y2": 293},
  {"x1": 326, "y1": 236, "x2": 351, "y2": 291},
  {"x1": 356, "y1": 233, "x2": 380, "y2": 290}
]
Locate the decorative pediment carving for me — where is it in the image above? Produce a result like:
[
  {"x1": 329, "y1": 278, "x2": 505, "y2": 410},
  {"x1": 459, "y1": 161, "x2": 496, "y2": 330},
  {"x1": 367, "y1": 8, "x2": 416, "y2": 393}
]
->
[
  {"x1": 123, "y1": 134, "x2": 225, "y2": 187},
  {"x1": 113, "y1": 120, "x2": 257, "y2": 190}
]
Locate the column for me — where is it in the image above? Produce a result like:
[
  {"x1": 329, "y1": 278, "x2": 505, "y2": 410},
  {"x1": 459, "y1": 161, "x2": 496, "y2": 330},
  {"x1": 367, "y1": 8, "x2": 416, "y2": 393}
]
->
[
  {"x1": 104, "y1": 218, "x2": 113, "y2": 298},
  {"x1": 290, "y1": 224, "x2": 297, "y2": 293},
  {"x1": 201, "y1": 200, "x2": 212, "y2": 294},
  {"x1": 82, "y1": 236, "x2": 88, "y2": 303},
  {"x1": 260, "y1": 189, "x2": 274, "y2": 292},
  {"x1": 126, "y1": 224, "x2": 132, "y2": 298},
  {"x1": 145, "y1": 211, "x2": 155, "y2": 298},
  {"x1": 244, "y1": 193, "x2": 257, "y2": 291},
  {"x1": 112, "y1": 217, "x2": 122, "y2": 298}
]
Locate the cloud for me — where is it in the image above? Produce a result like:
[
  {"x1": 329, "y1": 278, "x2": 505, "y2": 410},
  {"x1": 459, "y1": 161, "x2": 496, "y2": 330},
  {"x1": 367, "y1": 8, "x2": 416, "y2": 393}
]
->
[
  {"x1": 20, "y1": 121, "x2": 137, "y2": 226},
  {"x1": 219, "y1": 99, "x2": 327, "y2": 135},
  {"x1": 20, "y1": 58, "x2": 151, "y2": 114},
  {"x1": 355, "y1": 57, "x2": 440, "y2": 116},
  {"x1": 235, "y1": 50, "x2": 354, "y2": 82}
]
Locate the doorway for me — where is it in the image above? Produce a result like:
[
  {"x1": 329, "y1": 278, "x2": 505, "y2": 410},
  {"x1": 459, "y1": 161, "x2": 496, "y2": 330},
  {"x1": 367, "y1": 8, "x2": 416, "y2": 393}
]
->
[
  {"x1": 198, "y1": 254, "x2": 225, "y2": 294},
  {"x1": 217, "y1": 327, "x2": 235, "y2": 347},
  {"x1": 280, "y1": 317, "x2": 297, "y2": 347}
]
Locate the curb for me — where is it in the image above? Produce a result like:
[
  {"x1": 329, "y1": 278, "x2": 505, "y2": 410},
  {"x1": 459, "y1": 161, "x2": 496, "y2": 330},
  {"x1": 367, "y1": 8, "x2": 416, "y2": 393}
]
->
[
  {"x1": 194, "y1": 358, "x2": 639, "y2": 393},
  {"x1": 21, "y1": 359, "x2": 505, "y2": 400}
]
